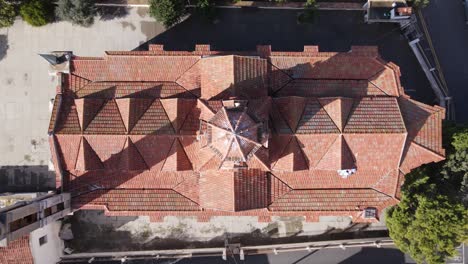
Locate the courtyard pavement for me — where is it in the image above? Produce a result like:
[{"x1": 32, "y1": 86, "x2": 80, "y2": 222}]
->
[{"x1": 0, "y1": 7, "x2": 164, "y2": 191}]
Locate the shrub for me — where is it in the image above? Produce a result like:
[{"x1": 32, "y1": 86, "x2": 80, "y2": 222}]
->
[
  {"x1": 0, "y1": 0, "x2": 17, "y2": 28},
  {"x1": 408, "y1": 0, "x2": 430, "y2": 8},
  {"x1": 196, "y1": 0, "x2": 216, "y2": 22},
  {"x1": 56, "y1": 0, "x2": 96, "y2": 27},
  {"x1": 149, "y1": 0, "x2": 186, "y2": 27},
  {"x1": 387, "y1": 191, "x2": 467, "y2": 264},
  {"x1": 297, "y1": 0, "x2": 317, "y2": 24},
  {"x1": 19, "y1": 0, "x2": 55, "y2": 27}
]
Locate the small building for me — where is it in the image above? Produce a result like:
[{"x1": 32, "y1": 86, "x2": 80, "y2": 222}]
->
[{"x1": 364, "y1": 0, "x2": 412, "y2": 23}]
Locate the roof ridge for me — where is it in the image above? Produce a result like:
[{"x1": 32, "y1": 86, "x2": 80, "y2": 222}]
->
[
  {"x1": 160, "y1": 137, "x2": 177, "y2": 172},
  {"x1": 267, "y1": 172, "x2": 293, "y2": 203},
  {"x1": 410, "y1": 141, "x2": 445, "y2": 160},
  {"x1": 317, "y1": 98, "x2": 348, "y2": 132},
  {"x1": 175, "y1": 59, "x2": 203, "y2": 98},
  {"x1": 171, "y1": 187, "x2": 201, "y2": 207},
  {"x1": 314, "y1": 134, "x2": 340, "y2": 169}
]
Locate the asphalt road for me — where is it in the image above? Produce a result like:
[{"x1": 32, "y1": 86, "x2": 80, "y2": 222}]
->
[
  {"x1": 421, "y1": 0, "x2": 468, "y2": 122},
  {"x1": 138, "y1": 8, "x2": 435, "y2": 105}
]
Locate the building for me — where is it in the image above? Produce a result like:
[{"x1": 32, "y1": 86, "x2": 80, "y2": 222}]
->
[
  {"x1": 364, "y1": 0, "x2": 412, "y2": 23},
  {"x1": 47, "y1": 45, "x2": 444, "y2": 224}
]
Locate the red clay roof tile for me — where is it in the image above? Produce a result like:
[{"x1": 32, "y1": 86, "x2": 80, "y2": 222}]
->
[
  {"x1": 344, "y1": 97, "x2": 405, "y2": 133},
  {"x1": 0, "y1": 236, "x2": 33, "y2": 264},
  {"x1": 85, "y1": 99, "x2": 126, "y2": 134},
  {"x1": 296, "y1": 98, "x2": 340, "y2": 134},
  {"x1": 75, "y1": 82, "x2": 196, "y2": 99},
  {"x1": 49, "y1": 47, "x2": 445, "y2": 217},
  {"x1": 318, "y1": 97, "x2": 354, "y2": 132},
  {"x1": 276, "y1": 79, "x2": 387, "y2": 97},
  {"x1": 118, "y1": 137, "x2": 148, "y2": 171},
  {"x1": 316, "y1": 135, "x2": 355, "y2": 171},
  {"x1": 273, "y1": 136, "x2": 308, "y2": 171},
  {"x1": 75, "y1": 136, "x2": 104, "y2": 171},
  {"x1": 269, "y1": 189, "x2": 392, "y2": 211}
]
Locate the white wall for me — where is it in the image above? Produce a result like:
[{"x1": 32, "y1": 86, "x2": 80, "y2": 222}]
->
[{"x1": 29, "y1": 221, "x2": 63, "y2": 264}]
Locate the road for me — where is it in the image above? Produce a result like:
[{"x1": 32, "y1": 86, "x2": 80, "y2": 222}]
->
[
  {"x1": 140, "y1": 8, "x2": 435, "y2": 105},
  {"x1": 421, "y1": 0, "x2": 468, "y2": 122}
]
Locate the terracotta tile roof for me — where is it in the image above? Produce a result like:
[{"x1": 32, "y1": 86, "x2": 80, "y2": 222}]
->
[
  {"x1": 118, "y1": 137, "x2": 148, "y2": 171},
  {"x1": 344, "y1": 97, "x2": 406, "y2": 133},
  {"x1": 56, "y1": 98, "x2": 82, "y2": 134},
  {"x1": 201, "y1": 55, "x2": 268, "y2": 99},
  {"x1": 75, "y1": 136, "x2": 104, "y2": 171},
  {"x1": 0, "y1": 236, "x2": 33, "y2": 264},
  {"x1": 274, "y1": 96, "x2": 306, "y2": 132},
  {"x1": 269, "y1": 54, "x2": 384, "y2": 79},
  {"x1": 273, "y1": 136, "x2": 308, "y2": 171},
  {"x1": 85, "y1": 99, "x2": 126, "y2": 134},
  {"x1": 318, "y1": 97, "x2": 354, "y2": 132},
  {"x1": 68, "y1": 74, "x2": 91, "y2": 92},
  {"x1": 316, "y1": 135, "x2": 355, "y2": 171},
  {"x1": 72, "y1": 56, "x2": 200, "y2": 82},
  {"x1": 130, "y1": 99, "x2": 175, "y2": 134},
  {"x1": 74, "y1": 189, "x2": 200, "y2": 211},
  {"x1": 74, "y1": 98, "x2": 104, "y2": 131},
  {"x1": 275, "y1": 79, "x2": 387, "y2": 97},
  {"x1": 398, "y1": 96, "x2": 445, "y2": 155},
  {"x1": 161, "y1": 138, "x2": 193, "y2": 171},
  {"x1": 368, "y1": 67, "x2": 399, "y2": 96},
  {"x1": 115, "y1": 98, "x2": 153, "y2": 133},
  {"x1": 48, "y1": 94, "x2": 61, "y2": 133},
  {"x1": 48, "y1": 46, "x2": 445, "y2": 220},
  {"x1": 399, "y1": 142, "x2": 444, "y2": 174},
  {"x1": 268, "y1": 189, "x2": 392, "y2": 211},
  {"x1": 296, "y1": 98, "x2": 340, "y2": 134},
  {"x1": 74, "y1": 81, "x2": 195, "y2": 99}
]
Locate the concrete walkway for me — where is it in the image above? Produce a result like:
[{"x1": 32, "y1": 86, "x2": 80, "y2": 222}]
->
[{"x1": 0, "y1": 7, "x2": 164, "y2": 172}]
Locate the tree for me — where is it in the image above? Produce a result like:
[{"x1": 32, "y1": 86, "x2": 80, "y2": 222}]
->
[
  {"x1": 387, "y1": 191, "x2": 467, "y2": 264},
  {"x1": 297, "y1": 0, "x2": 317, "y2": 24},
  {"x1": 55, "y1": 0, "x2": 97, "y2": 27},
  {"x1": 196, "y1": 0, "x2": 216, "y2": 22},
  {"x1": 149, "y1": 0, "x2": 186, "y2": 27},
  {"x1": 0, "y1": 0, "x2": 17, "y2": 28},
  {"x1": 407, "y1": 0, "x2": 430, "y2": 8},
  {"x1": 387, "y1": 124, "x2": 468, "y2": 264},
  {"x1": 19, "y1": 0, "x2": 55, "y2": 27}
]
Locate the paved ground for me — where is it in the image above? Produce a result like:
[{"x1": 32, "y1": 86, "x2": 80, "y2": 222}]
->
[
  {"x1": 421, "y1": 0, "x2": 468, "y2": 122},
  {"x1": 139, "y1": 8, "x2": 435, "y2": 104},
  {"x1": 65, "y1": 210, "x2": 386, "y2": 252},
  {"x1": 58, "y1": 246, "x2": 417, "y2": 264},
  {"x1": 0, "y1": 7, "x2": 164, "y2": 191}
]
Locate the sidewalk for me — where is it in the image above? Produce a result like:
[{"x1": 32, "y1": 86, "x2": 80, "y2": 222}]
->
[
  {"x1": 0, "y1": 7, "x2": 164, "y2": 170},
  {"x1": 95, "y1": 0, "x2": 365, "y2": 10}
]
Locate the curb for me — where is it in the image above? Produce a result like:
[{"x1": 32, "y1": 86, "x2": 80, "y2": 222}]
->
[{"x1": 95, "y1": 2, "x2": 365, "y2": 11}]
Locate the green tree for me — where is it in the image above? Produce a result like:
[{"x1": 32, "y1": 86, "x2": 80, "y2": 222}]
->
[
  {"x1": 0, "y1": 0, "x2": 17, "y2": 28},
  {"x1": 387, "y1": 124, "x2": 468, "y2": 264},
  {"x1": 19, "y1": 0, "x2": 55, "y2": 27},
  {"x1": 408, "y1": 0, "x2": 430, "y2": 8},
  {"x1": 387, "y1": 191, "x2": 467, "y2": 264},
  {"x1": 149, "y1": 0, "x2": 186, "y2": 27},
  {"x1": 196, "y1": 0, "x2": 216, "y2": 22},
  {"x1": 55, "y1": 0, "x2": 97, "y2": 27}
]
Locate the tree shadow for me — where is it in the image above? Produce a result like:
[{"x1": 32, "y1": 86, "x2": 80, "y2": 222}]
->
[
  {"x1": 0, "y1": 35, "x2": 8, "y2": 61},
  {"x1": 338, "y1": 247, "x2": 409, "y2": 264},
  {"x1": 97, "y1": 5, "x2": 130, "y2": 21},
  {"x1": 134, "y1": 8, "x2": 434, "y2": 104}
]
